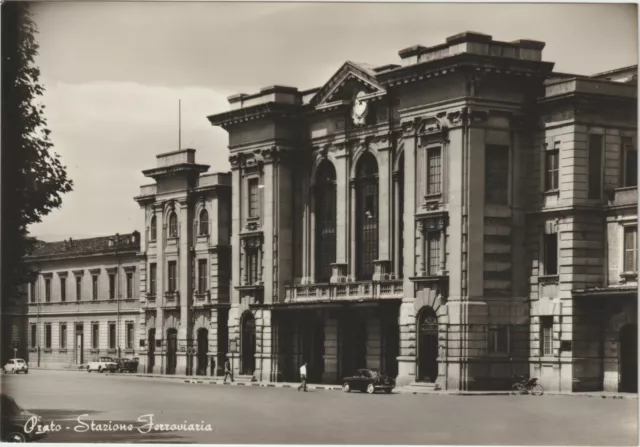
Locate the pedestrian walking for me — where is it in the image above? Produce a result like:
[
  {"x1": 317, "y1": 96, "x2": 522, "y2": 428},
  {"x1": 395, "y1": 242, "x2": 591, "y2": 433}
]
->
[
  {"x1": 223, "y1": 357, "x2": 233, "y2": 383},
  {"x1": 298, "y1": 362, "x2": 307, "y2": 392}
]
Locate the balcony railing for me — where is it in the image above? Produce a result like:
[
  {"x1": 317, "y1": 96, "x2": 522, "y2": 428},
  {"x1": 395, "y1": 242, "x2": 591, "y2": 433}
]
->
[
  {"x1": 162, "y1": 291, "x2": 180, "y2": 308},
  {"x1": 608, "y1": 186, "x2": 637, "y2": 207},
  {"x1": 284, "y1": 280, "x2": 403, "y2": 303},
  {"x1": 194, "y1": 290, "x2": 211, "y2": 306}
]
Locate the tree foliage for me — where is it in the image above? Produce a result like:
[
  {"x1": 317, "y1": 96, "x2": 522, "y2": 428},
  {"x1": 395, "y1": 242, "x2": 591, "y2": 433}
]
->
[{"x1": 1, "y1": 2, "x2": 73, "y2": 301}]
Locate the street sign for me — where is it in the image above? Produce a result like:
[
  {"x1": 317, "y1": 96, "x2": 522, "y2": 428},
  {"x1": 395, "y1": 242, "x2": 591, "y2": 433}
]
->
[{"x1": 229, "y1": 339, "x2": 237, "y2": 353}]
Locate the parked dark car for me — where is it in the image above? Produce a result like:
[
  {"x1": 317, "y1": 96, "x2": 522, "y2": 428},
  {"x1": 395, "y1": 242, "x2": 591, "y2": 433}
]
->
[
  {"x1": 342, "y1": 369, "x2": 395, "y2": 394},
  {"x1": 1, "y1": 394, "x2": 47, "y2": 442},
  {"x1": 114, "y1": 358, "x2": 139, "y2": 373}
]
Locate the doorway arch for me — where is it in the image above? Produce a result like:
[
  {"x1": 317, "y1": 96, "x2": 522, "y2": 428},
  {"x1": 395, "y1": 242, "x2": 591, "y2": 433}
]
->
[
  {"x1": 619, "y1": 323, "x2": 637, "y2": 393},
  {"x1": 197, "y1": 328, "x2": 208, "y2": 376},
  {"x1": 166, "y1": 328, "x2": 177, "y2": 375},
  {"x1": 147, "y1": 328, "x2": 155, "y2": 373},
  {"x1": 241, "y1": 312, "x2": 256, "y2": 376},
  {"x1": 417, "y1": 307, "x2": 439, "y2": 383}
]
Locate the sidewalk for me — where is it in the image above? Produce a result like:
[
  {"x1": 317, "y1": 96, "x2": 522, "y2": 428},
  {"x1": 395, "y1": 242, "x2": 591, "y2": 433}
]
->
[{"x1": 101, "y1": 372, "x2": 638, "y2": 399}]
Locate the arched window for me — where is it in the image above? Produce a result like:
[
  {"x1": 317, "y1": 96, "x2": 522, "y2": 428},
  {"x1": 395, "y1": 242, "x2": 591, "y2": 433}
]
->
[
  {"x1": 199, "y1": 209, "x2": 209, "y2": 236},
  {"x1": 168, "y1": 212, "x2": 178, "y2": 238},
  {"x1": 356, "y1": 152, "x2": 379, "y2": 280},
  {"x1": 315, "y1": 161, "x2": 337, "y2": 283},
  {"x1": 149, "y1": 215, "x2": 157, "y2": 242}
]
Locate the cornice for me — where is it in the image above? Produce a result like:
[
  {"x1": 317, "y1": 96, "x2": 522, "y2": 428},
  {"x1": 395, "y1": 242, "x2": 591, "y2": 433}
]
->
[{"x1": 207, "y1": 102, "x2": 302, "y2": 130}]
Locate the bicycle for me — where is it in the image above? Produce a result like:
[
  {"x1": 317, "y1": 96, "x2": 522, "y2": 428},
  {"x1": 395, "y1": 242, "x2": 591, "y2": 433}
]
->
[{"x1": 511, "y1": 375, "x2": 544, "y2": 396}]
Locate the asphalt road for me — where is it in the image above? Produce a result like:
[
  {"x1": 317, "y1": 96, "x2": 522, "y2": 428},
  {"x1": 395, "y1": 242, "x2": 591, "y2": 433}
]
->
[{"x1": 1, "y1": 370, "x2": 637, "y2": 445}]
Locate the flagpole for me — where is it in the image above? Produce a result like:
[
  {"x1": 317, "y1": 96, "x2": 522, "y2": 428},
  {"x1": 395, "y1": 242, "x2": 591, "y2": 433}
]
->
[{"x1": 178, "y1": 99, "x2": 182, "y2": 151}]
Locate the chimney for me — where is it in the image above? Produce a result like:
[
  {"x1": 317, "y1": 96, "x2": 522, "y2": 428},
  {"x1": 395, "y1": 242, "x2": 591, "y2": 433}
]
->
[{"x1": 69, "y1": 238, "x2": 73, "y2": 247}]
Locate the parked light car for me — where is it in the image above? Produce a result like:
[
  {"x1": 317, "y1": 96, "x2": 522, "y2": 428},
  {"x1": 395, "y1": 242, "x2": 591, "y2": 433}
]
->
[
  {"x1": 342, "y1": 369, "x2": 395, "y2": 394},
  {"x1": 87, "y1": 357, "x2": 117, "y2": 373},
  {"x1": 3, "y1": 359, "x2": 28, "y2": 374},
  {"x1": 0, "y1": 394, "x2": 47, "y2": 442}
]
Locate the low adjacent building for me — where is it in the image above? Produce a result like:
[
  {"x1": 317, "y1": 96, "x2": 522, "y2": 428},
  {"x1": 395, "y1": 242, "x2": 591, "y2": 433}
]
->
[{"x1": 24, "y1": 233, "x2": 142, "y2": 369}]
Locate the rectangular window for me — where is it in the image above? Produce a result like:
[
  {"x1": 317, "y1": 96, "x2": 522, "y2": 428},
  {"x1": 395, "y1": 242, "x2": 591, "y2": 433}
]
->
[
  {"x1": 426, "y1": 147, "x2": 442, "y2": 195},
  {"x1": 126, "y1": 272, "x2": 133, "y2": 298},
  {"x1": 425, "y1": 231, "x2": 441, "y2": 276},
  {"x1": 485, "y1": 145, "x2": 509, "y2": 204},
  {"x1": 109, "y1": 274, "x2": 116, "y2": 299},
  {"x1": 45, "y1": 324, "x2": 52, "y2": 349},
  {"x1": 92, "y1": 323, "x2": 99, "y2": 350},
  {"x1": 489, "y1": 326, "x2": 509, "y2": 354},
  {"x1": 543, "y1": 233, "x2": 558, "y2": 275},
  {"x1": 540, "y1": 317, "x2": 554, "y2": 356},
  {"x1": 60, "y1": 324, "x2": 67, "y2": 349},
  {"x1": 30, "y1": 282, "x2": 35, "y2": 303},
  {"x1": 108, "y1": 322, "x2": 116, "y2": 349},
  {"x1": 588, "y1": 134, "x2": 603, "y2": 199},
  {"x1": 30, "y1": 324, "x2": 36, "y2": 348},
  {"x1": 45, "y1": 278, "x2": 51, "y2": 302},
  {"x1": 168, "y1": 261, "x2": 177, "y2": 292},
  {"x1": 248, "y1": 178, "x2": 259, "y2": 218},
  {"x1": 624, "y1": 226, "x2": 638, "y2": 273},
  {"x1": 76, "y1": 276, "x2": 82, "y2": 301},
  {"x1": 92, "y1": 275, "x2": 98, "y2": 300},
  {"x1": 60, "y1": 277, "x2": 66, "y2": 302},
  {"x1": 126, "y1": 322, "x2": 134, "y2": 349},
  {"x1": 198, "y1": 259, "x2": 207, "y2": 294},
  {"x1": 622, "y1": 137, "x2": 638, "y2": 187},
  {"x1": 545, "y1": 149, "x2": 559, "y2": 191},
  {"x1": 247, "y1": 251, "x2": 259, "y2": 285},
  {"x1": 149, "y1": 263, "x2": 157, "y2": 295}
]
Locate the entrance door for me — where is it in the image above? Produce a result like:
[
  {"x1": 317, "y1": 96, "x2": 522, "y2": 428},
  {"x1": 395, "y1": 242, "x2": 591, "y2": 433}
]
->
[
  {"x1": 340, "y1": 314, "x2": 366, "y2": 378},
  {"x1": 418, "y1": 308, "x2": 439, "y2": 383},
  {"x1": 166, "y1": 328, "x2": 177, "y2": 375},
  {"x1": 241, "y1": 313, "x2": 256, "y2": 375},
  {"x1": 147, "y1": 329, "x2": 155, "y2": 373},
  {"x1": 75, "y1": 325, "x2": 84, "y2": 364},
  {"x1": 197, "y1": 328, "x2": 208, "y2": 376},
  {"x1": 619, "y1": 324, "x2": 637, "y2": 393},
  {"x1": 300, "y1": 315, "x2": 324, "y2": 382}
]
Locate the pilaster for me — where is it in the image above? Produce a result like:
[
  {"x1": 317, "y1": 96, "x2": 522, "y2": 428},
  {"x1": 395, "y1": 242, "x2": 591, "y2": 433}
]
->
[
  {"x1": 322, "y1": 316, "x2": 338, "y2": 383},
  {"x1": 263, "y1": 163, "x2": 274, "y2": 303},
  {"x1": 335, "y1": 153, "x2": 349, "y2": 265},
  {"x1": 377, "y1": 145, "x2": 392, "y2": 262},
  {"x1": 402, "y1": 123, "x2": 418, "y2": 295}
]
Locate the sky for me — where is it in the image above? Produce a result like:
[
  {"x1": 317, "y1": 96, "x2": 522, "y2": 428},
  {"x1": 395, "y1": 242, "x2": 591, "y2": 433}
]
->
[{"x1": 29, "y1": 1, "x2": 638, "y2": 242}]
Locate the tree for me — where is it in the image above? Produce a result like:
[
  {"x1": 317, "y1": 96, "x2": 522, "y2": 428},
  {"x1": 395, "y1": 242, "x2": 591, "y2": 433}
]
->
[{"x1": 1, "y1": 2, "x2": 73, "y2": 303}]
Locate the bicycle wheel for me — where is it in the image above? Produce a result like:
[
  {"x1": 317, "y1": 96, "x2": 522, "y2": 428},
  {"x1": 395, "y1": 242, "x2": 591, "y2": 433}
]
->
[{"x1": 531, "y1": 384, "x2": 544, "y2": 396}]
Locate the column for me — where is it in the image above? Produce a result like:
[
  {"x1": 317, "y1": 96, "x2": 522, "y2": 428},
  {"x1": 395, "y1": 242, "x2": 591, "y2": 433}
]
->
[
  {"x1": 349, "y1": 180, "x2": 356, "y2": 279},
  {"x1": 377, "y1": 146, "x2": 391, "y2": 263},
  {"x1": 153, "y1": 204, "x2": 165, "y2": 374},
  {"x1": 176, "y1": 199, "x2": 191, "y2": 375},
  {"x1": 392, "y1": 173, "x2": 400, "y2": 276},
  {"x1": 335, "y1": 154, "x2": 348, "y2": 265},
  {"x1": 309, "y1": 187, "x2": 316, "y2": 283},
  {"x1": 262, "y1": 163, "x2": 274, "y2": 303},
  {"x1": 398, "y1": 124, "x2": 418, "y2": 386}
]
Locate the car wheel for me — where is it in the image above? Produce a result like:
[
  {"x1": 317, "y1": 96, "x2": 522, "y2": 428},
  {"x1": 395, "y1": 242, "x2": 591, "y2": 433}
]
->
[
  {"x1": 384, "y1": 388, "x2": 392, "y2": 394},
  {"x1": 6, "y1": 431, "x2": 26, "y2": 442},
  {"x1": 366, "y1": 384, "x2": 375, "y2": 394},
  {"x1": 98, "y1": 367, "x2": 102, "y2": 373},
  {"x1": 23, "y1": 370, "x2": 28, "y2": 375},
  {"x1": 342, "y1": 383, "x2": 350, "y2": 393}
]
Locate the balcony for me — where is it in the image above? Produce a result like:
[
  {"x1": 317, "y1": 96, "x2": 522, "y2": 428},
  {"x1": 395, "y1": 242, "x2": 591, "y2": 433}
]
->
[
  {"x1": 194, "y1": 290, "x2": 211, "y2": 307},
  {"x1": 284, "y1": 280, "x2": 403, "y2": 303},
  {"x1": 162, "y1": 291, "x2": 180, "y2": 309},
  {"x1": 607, "y1": 186, "x2": 637, "y2": 208}
]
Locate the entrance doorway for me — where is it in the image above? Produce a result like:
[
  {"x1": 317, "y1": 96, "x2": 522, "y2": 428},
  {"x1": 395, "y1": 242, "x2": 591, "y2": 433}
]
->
[
  {"x1": 147, "y1": 328, "x2": 155, "y2": 373},
  {"x1": 299, "y1": 315, "x2": 324, "y2": 382},
  {"x1": 75, "y1": 324, "x2": 84, "y2": 365},
  {"x1": 619, "y1": 324, "x2": 637, "y2": 393},
  {"x1": 340, "y1": 314, "x2": 366, "y2": 378},
  {"x1": 166, "y1": 328, "x2": 177, "y2": 375},
  {"x1": 417, "y1": 308, "x2": 439, "y2": 383},
  {"x1": 241, "y1": 313, "x2": 256, "y2": 376},
  {"x1": 197, "y1": 328, "x2": 208, "y2": 376}
]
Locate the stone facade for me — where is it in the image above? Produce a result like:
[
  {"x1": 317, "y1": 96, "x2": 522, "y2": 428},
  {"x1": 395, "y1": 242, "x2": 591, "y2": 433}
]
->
[
  {"x1": 208, "y1": 32, "x2": 637, "y2": 391},
  {"x1": 20, "y1": 233, "x2": 142, "y2": 369},
  {"x1": 134, "y1": 149, "x2": 232, "y2": 376}
]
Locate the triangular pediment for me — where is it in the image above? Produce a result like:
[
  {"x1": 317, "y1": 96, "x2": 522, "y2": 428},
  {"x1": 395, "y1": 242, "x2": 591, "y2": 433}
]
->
[{"x1": 310, "y1": 61, "x2": 386, "y2": 108}]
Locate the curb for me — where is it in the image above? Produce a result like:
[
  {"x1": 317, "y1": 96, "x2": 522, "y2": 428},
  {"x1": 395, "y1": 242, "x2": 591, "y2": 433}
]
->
[{"x1": 72, "y1": 371, "x2": 638, "y2": 399}]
